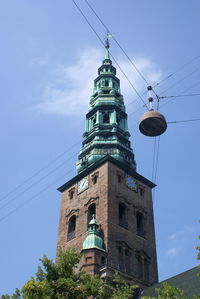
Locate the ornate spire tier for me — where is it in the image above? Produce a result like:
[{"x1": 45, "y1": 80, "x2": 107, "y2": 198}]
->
[{"x1": 76, "y1": 41, "x2": 136, "y2": 173}]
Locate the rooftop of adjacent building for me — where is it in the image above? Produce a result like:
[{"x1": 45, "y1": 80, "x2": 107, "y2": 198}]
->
[{"x1": 139, "y1": 266, "x2": 200, "y2": 298}]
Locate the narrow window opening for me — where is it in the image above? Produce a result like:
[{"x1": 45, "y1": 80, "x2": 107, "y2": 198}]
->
[
  {"x1": 103, "y1": 114, "x2": 110, "y2": 124},
  {"x1": 67, "y1": 215, "x2": 76, "y2": 241},
  {"x1": 93, "y1": 175, "x2": 98, "y2": 184},
  {"x1": 125, "y1": 249, "x2": 131, "y2": 274},
  {"x1": 136, "y1": 213, "x2": 145, "y2": 238},
  {"x1": 144, "y1": 258, "x2": 150, "y2": 282},
  {"x1": 101, "y1": 256, "x2": 106, "y2": 265},
  {"x1": 117, "y1": 174, "x2": 122, "y2": 183},
  {"x1": 136, "y1": 255, "x2": 143, "y2": 278},
  {"x1": 91, "y1": 115, "x2": 96, "y2": 127},
  {"x1": 118, "y1": 246, "x2": 124, "y2": 271},
  {"x1": 69, "y1": 189, "x2": 74, "y2": 200},
  {"x1": 119, "y1": 203, "x2": 128, "y2": 229},
  {"x1": 105, "y1": 80, "x2": 109, "y2": 86},
  {"x1": 139, "y1": 187, "x2": 145, "y2": 197}
]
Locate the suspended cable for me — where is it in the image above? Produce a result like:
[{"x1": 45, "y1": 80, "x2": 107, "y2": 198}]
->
[
  {"x1": 129, "y1": 70, "x2": 200, "y2": 118},
  {"x1": 2, "y1": 60, "x2": 200, "y2": 212},
  {"x1": 72, "y1": 0, "x2": 148, "y2": 109},
  {"x1": 0, "y1": 167, "x2": 75, "y2": 223},
  {"x1": 0, "y1": 152, "x2": 78, "y2": 212},
  {"x1": 159, "y1": 93, "x2": 200, "y2": 99},
  {"x1": 2, "y1": 2, "x2": 200, "y2": 219},
  {"x1": 152, "y1": 136, "x2": 161, "y2": 200},
  {"x1": 167, "y1": 118, "x2": 200, "y2": 124},
  {"x1": 153, "y1": 136, "x2": 161, "y2": 184},
  {"x1": 158, "y1": 65, "x2": 200, "y2": 96},
  {"x1": 84, "y1": 0, "x2": 149, "y2": 86},
  {"x1": 0, "y1": 140, "x2": 81, "y2": 203},
  {"x1": 159, "y1": 81, "x2": 200, "y2": 110},
  {"x1": 153, "y1": 55, "x2": 200, "y2": 88},
  {"x1": 152, "y1": 137, "x2": 157, "y2": 181}
]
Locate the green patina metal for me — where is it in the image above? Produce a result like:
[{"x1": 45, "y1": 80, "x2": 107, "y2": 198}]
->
[
  {"x1": 76, "y1": 41, "x2": 136, "y2": 173},
  {"x1": 82, "y1": 215, "x2": 105, "y2": 252}
]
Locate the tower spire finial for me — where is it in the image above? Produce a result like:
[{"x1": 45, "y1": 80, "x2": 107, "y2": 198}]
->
[{"x1": 104, "y1": 32, "x2": 112, "y2": 60}]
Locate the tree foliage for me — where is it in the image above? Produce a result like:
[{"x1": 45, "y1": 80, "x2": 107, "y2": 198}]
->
[
  {"x1": 141, "y1": 282, "x2": 200, "y2": 299},
  {"x1": 1, "y1": 249, "x2": 136, "y2": 299}
]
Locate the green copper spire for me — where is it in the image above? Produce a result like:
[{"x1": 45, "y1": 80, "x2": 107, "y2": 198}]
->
[
  {"x1": 76, "y1": 42, "x2": 136, "y2": 173},
  {"x1": 82, "y1": 215, "x2": 105, "y2": 252}
]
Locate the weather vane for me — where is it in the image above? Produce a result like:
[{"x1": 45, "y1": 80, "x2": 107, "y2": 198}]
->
[{"x1": 104, "y1": 31, "x2": 113, "y2": 49}]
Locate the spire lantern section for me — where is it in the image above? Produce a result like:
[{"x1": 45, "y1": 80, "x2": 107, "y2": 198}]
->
[{"x1": 76, "y1": 46, "x2": 136, "y2": 174}]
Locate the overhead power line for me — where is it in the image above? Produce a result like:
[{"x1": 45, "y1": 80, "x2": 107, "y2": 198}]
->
[
  {"x1": 0, "y1": 152, "x2": 78, "y2": 211},
  {"x1": 72, "y1": 0, "x2": 148, "y2": 109},
  {"x1": 167, "y1": 118, "x2": 200, "y2": 124},
  {"x1": 159, "y1": 93, "x2": 200, "y2": 99},
  {"x1": 154, "y1": 55, "x2": 200, "y2": 88},
  {"x1": 1, "y1": 1, "x2": 200, "y2": 221},
  {"x1": 84, "y1": 0, "x2": 149, "y2": 86},
  {"x1": 0, "y1": 140, "x2": 81, "y2": 203},
  {"x1": 0, "y1": 167, "x2": 75, "y2": 224}
]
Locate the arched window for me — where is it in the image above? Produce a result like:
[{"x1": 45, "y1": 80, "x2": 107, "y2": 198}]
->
[
  {"x1": 118, "y1": 203, "x2": 128, "y2": 229},
  {"x1": 67, "y1": 215, "x2": 76, "y2": 241},
  {"x1": 136, "y1": 212, "x2": 145, "y2": 238},
  {"x1": 103, "y1": 114, "x2": 110, "y2": 124},
  {"x1": 87, "y1": 203, "x2": 96, "y2": 227}
]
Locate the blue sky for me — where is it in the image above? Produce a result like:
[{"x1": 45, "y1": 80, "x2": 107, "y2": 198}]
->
[{"x1": 0, "y1": 0, "x2": 200, "y2": 295}]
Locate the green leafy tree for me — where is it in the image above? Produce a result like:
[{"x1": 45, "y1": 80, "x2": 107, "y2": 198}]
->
[
  {"x1": 142, "y1": 226, "x2": 200, "y2": 299},
  {"x1": 1, "y1": 249, "x2": 135, "y2": 299},
  {"x1": 141, "y1": 282, "x2": 200, "y2": 299}
]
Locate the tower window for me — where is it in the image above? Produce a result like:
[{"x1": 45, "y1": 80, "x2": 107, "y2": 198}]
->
[
  {"x1": 105, "y1": 80, "x2": 109, "y2": 86},
  {"x1": 87, "y1": 203, "x2": 96, "y2": 227},
  {"x1": 136, "y1": 255, "x2": 143, "y2": 278},
  {"x1": 103, "y1": 114, "x2": 110, "y2": 124},
  {"x1": 118, "y1": 203, "x2": 128, "y2": 229},
  {"x1": 139, "y1": 186, "x2": 145, "y2": 197},
  {"x1": 101, "y1": 256, "x2": 106, "y2": 265},
  {"x1": 136, "y1": 253, "x2": 150, "y2": 282},
  {"x1": 117, "y1": 174, "x2": 122, "y2": 183},
  {"x1": 136, "y1": 212, "x2": 145, "y2": 238},
  {"x1": 91, "y1": 172, "x2": 99, "y2": 184},
  {"x1": 92, "y1": 175, "x2": 98, "y2": 184},
  {"x1": 118, "y1": 246, "x2": 124, "y2": 271},
  {"x1": 144, "y1": 258, "x2": 150, "y2": 282},
  {"x1": 68, "y1": 188, "x2": 75, "y2": 200},
  {"x1": 125, "y1": 249, "x2": 131, "y2": 274},
  {"x1": 67, "y1": 215, "x2": 76, "y2": 241},
  {"x1": 91, "y1": 115, "x2": 96, "y2": 128}
]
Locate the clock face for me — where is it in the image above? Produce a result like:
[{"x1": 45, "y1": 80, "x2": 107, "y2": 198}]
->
[
  {"x1": 78, "y1": 176, "x2": 88, "y2": 193},
  {"x1": 126, "y1": 176, "x2": 137, "y2": 191}
]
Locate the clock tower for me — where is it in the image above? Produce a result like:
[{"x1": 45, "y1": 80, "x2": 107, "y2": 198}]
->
[{"x1": 57, "y1": 41, "x2": 158, "y2": 287}]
